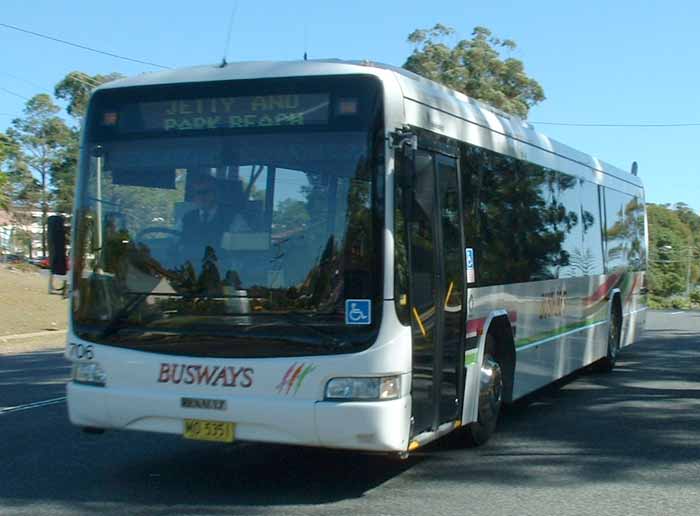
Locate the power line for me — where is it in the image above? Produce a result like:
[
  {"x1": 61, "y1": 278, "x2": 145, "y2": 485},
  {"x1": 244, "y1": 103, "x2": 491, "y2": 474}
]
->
[
  {"x1": 71, "y1": 72, "x2": 100, "y2": 87},
  {"x1": 68, "y1": 76, "x2": 99, "y2": 90},
  {"x1": 0, "y1": 71, "x2": 48, "y2": 91},
  {"x1": 0, "y1": 22, "x2": 171, "y2": 70},
  {"x1": 0, "y1": 87, "x2": 29, "y2": 101},
  {"x1": 62, "y1": 72, "x2": 101, "y2": 90},
  {"x1": 532, "y1": 120, "x2": 700, "y2": 128}
]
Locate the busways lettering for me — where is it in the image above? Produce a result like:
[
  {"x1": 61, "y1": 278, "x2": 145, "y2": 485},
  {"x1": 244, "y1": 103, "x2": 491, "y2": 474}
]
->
[
  {"x1": 158, "y1": 364, "x2": 254, "y2": 388},
  {"x1": 539, "y1": 288, "x2": 567, "y2": 319}
]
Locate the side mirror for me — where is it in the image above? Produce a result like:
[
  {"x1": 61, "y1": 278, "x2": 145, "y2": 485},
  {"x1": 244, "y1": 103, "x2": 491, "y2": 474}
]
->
[
  {"x1": 390, "y1": 128, "x2": 417, "y2": 190},
  {"x1": 47, "y1": 215, "x2": 67, "y2": 276}
]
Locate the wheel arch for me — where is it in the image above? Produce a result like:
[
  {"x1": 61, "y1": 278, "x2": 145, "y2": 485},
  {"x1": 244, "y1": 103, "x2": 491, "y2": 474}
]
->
[
  {"x1": 608, "y1": 288, "x2": 623, "y2": 326},
  {"x1": 462, "y1": 308, "x2": 517, "y2": 427},
  {"x1": 483, "y1": 312, "x2": 516, "y2": 403}
]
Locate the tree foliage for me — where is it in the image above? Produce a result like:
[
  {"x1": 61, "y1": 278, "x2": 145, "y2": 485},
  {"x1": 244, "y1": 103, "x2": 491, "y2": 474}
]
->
[
  {"x1": 1, "y1": 130, "x2": 42, "y2": 256},
  {"x1": 0, "y1": 133, "x2": 13, "y2": 211},
  {"x1": 0, "y1": 71, "x2": 120, "y2": 255},
  {"x1": 0, "y1": 174, "x2": 9, "y2": 211},
  {"x1": 51, "y1": 72, "x2": 124, "y2": 214},
  {"x1": 403, "y1": 24, "x2": 545, "y2": 118},
  {"x1": 1, "y1": 130, "x2": 37, "y2": 211},
  {"x1": 647, "y1": 203, "x2": 699, "y2": 305},
  {"x1": 7, "y1": 94, "x2": 73, "y2": 255},
  {"x1": 55, "y1": 71, "x2": 124, "y2": 120}
]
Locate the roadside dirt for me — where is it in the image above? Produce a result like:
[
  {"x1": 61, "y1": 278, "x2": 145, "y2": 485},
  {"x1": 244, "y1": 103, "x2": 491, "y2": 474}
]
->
[
  {"x1": 0, "y1": 265, "x2": 68, "y2": 354},
  {"x1": 0, "y1": 333, "x2": 65, "y2": 355}
]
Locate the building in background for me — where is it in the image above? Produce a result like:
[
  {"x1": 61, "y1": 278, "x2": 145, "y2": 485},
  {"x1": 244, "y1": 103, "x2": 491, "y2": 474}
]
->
[
  {"x1": 0, "y1": 209, "x2": 68, "y2": 258},
  {"x1": 0, "y1": 210, "x2": 12, "y2": 253}
]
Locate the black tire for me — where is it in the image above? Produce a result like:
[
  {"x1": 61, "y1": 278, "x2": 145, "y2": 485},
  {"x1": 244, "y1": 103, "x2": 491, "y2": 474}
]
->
[
  {"x1": 595, "y1": 304, "x2": 621, "y2": 373},
  {"x1": 463, "y1": 334, "x2": 503, "y2": 447}
]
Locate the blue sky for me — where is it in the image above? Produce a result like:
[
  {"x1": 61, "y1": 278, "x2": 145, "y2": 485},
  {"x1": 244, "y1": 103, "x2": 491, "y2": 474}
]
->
[{"x1": 2, "y1": 0, "x2": 699, "y2": 211}]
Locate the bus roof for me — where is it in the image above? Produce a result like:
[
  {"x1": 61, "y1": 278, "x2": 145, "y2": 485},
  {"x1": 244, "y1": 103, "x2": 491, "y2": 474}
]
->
[{"x1": 98, "y1": 59, "x2": 641, "y2": 188}]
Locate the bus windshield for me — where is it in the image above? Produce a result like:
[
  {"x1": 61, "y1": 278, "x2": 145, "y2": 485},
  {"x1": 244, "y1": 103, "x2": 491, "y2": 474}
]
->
[{"x1": 72, "y1": 76, "x2": 384, "y2": 357}]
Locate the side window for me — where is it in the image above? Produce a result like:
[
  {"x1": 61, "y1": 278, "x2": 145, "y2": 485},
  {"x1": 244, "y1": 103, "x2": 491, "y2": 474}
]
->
[
  {"x1": 475, "y1": 149, "x2": 521, "y2": 284},
  {"x1": 578, "y1": 181, "x2": 605, "y2": 275},
  {"x1": 627, "y1": 195, "x2": 645, "y2": 271},
  {"x1": 460, "y1": 141, "x2": 619, "y2": 284},
  {"x1": 515, "y1": 161, "x2": 559, "y2": 281},
  {"x1": 460, "y1": 143, "x2": 485, "y2": 282},
  {"x1": 462, "y1": 142, "x2": 575, "y2": 285},
  {"x1": 635, "y1": 196, "x2": 647, "y2": 270},
  {"x1": 555, "y1": 173, "x2": 582, "y2": 278},
  {"x1": 604, "y1": 188, "x2": 638, "y2": 272}
]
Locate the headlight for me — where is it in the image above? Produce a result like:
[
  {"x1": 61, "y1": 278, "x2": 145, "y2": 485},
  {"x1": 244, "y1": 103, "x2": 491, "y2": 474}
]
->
[
  {"x1": 72, "y1": 362, "x2": 107, "y2": 387},
  {"x1": 325, "y1": 376, "x2": 401, "y2": 401}
]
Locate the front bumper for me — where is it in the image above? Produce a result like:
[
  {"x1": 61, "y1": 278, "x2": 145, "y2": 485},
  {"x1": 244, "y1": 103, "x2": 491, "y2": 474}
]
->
[{"x1": 67, "y1": 382, "x2": 411, "y2": 452}]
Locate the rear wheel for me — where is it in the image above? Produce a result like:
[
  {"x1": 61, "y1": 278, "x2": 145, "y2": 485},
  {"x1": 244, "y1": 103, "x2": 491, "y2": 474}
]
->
[
  {"x1": 463, "y1": 335, "x2": 503, "y2": 447},
  {"x1": 595, "y1": 304, "x2": 621, "y2": 373}
]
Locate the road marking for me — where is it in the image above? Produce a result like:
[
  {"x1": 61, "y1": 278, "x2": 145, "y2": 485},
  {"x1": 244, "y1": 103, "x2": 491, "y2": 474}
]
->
[
  {"x1": 670, "y1": 311, "x2": 684, "y2": 315},
  {"x1": 0, "y1": 329, "x2": 67, "y2": 342},
  {"x1": 10, "y1": 350, "x2": 66, "y2": 356},
  {"x1": 0, "y1": 396, "x2": 67, "y2": 415}
]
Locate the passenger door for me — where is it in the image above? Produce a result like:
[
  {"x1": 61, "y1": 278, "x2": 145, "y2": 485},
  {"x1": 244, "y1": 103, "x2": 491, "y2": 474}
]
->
[{"x1": 407, "y1": 149, "x2": 464, "y2": 435}]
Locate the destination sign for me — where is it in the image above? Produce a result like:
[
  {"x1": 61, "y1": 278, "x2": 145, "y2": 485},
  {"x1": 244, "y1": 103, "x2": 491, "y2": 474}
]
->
[{"x1": 120, "y1": 93, "x2": 330, "y2": 133}]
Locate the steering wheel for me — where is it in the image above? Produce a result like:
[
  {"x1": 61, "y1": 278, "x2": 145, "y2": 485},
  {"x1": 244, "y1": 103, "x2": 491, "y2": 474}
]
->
[{"x1": 129, "y1": 227, "x2": 182, "y2": 276}]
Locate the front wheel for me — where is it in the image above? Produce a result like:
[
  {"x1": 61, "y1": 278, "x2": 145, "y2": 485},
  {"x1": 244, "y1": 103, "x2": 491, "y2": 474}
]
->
[{"x1": 463, "y1": 335, "x2": 503, "y2": 447}]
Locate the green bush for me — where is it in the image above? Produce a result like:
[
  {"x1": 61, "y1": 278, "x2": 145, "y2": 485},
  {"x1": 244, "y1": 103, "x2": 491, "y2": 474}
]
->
[
  {"x1": 691, "y1": 289, "x2": 700, "y2": 306},
  {"x1": 670, "y1": 296, "x2": 691, "y2": 310},
  {"x1": 649, "y1": 295, "x2": 691, "y2": 310},
  {"x1": 649, "y1": 296, "x2": 670, "y2": 309}
]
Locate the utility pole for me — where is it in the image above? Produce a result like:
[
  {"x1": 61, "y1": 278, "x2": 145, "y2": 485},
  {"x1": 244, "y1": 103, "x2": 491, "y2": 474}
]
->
[{"x1": 687, "y1": 244, "x2": 693, "y2": 301}]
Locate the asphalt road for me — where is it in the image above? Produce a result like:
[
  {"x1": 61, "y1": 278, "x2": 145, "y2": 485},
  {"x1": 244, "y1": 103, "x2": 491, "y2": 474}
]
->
[{"x1": 1, "y1": 310, "x2": 699, "y2": 516}]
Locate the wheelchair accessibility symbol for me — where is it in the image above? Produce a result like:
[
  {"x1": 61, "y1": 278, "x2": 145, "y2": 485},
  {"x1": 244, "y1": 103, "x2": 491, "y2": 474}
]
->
[{"x1": 345, "y1": 299, "x2": 371, "y2": 325}]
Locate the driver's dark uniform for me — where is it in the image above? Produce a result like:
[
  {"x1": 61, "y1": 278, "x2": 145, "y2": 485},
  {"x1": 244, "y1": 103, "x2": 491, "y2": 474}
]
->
[{"x1": 180, "y1": 207, "x2": 232, "y2": 265}]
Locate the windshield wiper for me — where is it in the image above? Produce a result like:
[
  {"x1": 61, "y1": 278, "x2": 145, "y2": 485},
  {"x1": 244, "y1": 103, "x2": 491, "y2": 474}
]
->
[
  {"x1": 248, "y1": 312, "x2": 350, "y2": 351},
  {"x1": 287, "y1": 311, "x2": 349, "y2": 350},
  {"x1": 97, "y1": 292, "x2": 151, "y2": 339}
]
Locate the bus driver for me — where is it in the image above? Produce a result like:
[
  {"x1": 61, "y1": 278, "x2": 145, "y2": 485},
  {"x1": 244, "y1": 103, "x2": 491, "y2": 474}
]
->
[{"x1": 179, "y1": 173, "x2": 249, "y2": 266}]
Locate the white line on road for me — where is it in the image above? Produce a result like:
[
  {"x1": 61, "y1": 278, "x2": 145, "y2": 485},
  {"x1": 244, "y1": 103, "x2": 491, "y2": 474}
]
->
[
  {"x1": 0, "y1": 396, "x2": 67, "y2": 415},
  {"x1": 670, "y1": 311, "x2": 684, "y2": 315},
  {"x1": 0, "y1": 329, "x2": 67, "y2": 342}
]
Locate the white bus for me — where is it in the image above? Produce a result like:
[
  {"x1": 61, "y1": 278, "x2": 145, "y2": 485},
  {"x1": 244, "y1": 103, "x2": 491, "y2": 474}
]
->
[{"x1": 54, "y1": 60, "x2": 647, "y2": 454}]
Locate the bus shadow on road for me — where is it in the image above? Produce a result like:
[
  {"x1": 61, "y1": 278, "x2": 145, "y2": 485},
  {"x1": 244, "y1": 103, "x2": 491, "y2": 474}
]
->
[
  {"x1": 2, "y1": 425, "x2": 422, "y2": 511},
  {"x1": 107, "y1": 440, "x2": 422, "y2": 506}
]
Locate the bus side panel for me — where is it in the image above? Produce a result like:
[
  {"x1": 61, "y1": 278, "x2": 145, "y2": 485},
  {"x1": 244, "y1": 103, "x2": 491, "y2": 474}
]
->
[{"x1": 467, "y1": 274, "x2": 618, "y2": 402}]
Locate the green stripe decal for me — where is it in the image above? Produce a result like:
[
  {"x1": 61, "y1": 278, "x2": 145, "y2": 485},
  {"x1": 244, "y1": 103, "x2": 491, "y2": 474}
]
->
[
  {"x1": 464, "y1": 350, "x2": 478, "y2": 366},
  {"x1": 515, "y1": 317, "x2": 607, "y2": 348}
]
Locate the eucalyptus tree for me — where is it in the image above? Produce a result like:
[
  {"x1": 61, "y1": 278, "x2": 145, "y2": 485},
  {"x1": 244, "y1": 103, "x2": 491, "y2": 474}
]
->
[
  {"x1": 51, "y1": 72, "x2": 124, "y2": 215},
  {"x1": 7, "y1": 94, "x2": 73, "y2": 255},
  {"x1": 403, "y1": 24, "x2": 545, "y2": 118}
]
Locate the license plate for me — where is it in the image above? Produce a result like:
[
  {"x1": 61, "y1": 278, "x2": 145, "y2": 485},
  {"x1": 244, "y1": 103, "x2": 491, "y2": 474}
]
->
[{"x1": 183, "y1": 419, "x2": 235, "y2": 443}]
